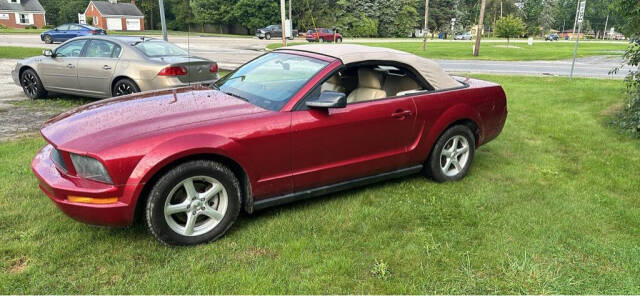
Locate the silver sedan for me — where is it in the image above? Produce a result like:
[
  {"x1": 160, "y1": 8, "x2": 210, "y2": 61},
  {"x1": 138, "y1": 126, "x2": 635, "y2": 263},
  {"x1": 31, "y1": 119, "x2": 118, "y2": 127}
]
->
[{"x1": 12, "y1": 36, "x2": 219, "y2": 99}]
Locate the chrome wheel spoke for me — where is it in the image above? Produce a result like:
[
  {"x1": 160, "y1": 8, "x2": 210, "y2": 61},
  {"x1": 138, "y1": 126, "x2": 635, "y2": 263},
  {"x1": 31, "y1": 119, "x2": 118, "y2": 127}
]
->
[
  {"x1": 183, "y1": 179, "x2": 198, "y2": 200},
  {"x1": 184, "y1": 212, "x2": 197, "y2": 235},
  {"x1": 202, "y1": 205, "x2": 224, "y2": 221},
  {"x1": 452, "y1": 159, "x2": 462, "y2": 171},
  {"x1": 201, "y1": 183, "x2": 221, "y2": 202},
  {"x1": 165, "y1": 200, "x2": 190, "y2": 215}
]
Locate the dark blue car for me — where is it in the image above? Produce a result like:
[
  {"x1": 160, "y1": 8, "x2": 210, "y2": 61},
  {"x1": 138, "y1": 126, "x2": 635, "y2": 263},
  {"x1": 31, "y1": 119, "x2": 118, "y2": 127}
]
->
[{"x1": 40, "y1": 24, "x2": 107, "y2": 44}]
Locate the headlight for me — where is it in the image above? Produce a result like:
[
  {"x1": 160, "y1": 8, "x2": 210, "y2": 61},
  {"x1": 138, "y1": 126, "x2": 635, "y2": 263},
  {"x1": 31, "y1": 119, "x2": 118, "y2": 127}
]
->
[{"x1": 70, "y1": 153, "x2": 113, "y2": 184}]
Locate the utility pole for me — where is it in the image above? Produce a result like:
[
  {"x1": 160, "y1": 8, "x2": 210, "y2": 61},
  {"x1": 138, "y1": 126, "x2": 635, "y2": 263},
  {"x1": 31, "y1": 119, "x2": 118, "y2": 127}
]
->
[
  {"x1": 159, "y1": 0, "x2": 168, "y2": 41},
  {"x1": 473, "y1": 0, "x2": 486, "y2": 57},
  {"x1": 500, "y1": 1, "x2": 503, "y2": 18},
  {"x1": 603, "y1": 14, "x2": 609, "y2": 40},
  {"x1": 570, "y1": 0, "x2": 586, "y2": 80},
  {"x1": 422, "y1": 0, "x2": 430, "y2": 51},
  {"x1": 289, "y1": 0, "x2": 292, "y2": 21},
  {"x1": 572, "y1": 0, "x2": 579, "y2": 40},
  {"x1": 280, "y1": 0, "x2": 287, "y2": 47}
]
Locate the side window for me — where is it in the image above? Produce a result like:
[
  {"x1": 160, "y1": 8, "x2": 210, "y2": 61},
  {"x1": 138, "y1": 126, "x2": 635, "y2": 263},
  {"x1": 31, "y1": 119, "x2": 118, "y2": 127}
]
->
[
  {"x1": 343, "y1": 65, "x2": 426, "y2": 104},
  {"x1": 85, "y1": 40, "x2": 119, "y2": 58},
  {"x1": 68, "y1": 25, "x2": 82, "y2": 30},
  {"x1": 56, "y1": 25, "x2": 69, "y2": 31},
  {"x1": 55, "y1": 40, "x2": 87, "y2": 57}
]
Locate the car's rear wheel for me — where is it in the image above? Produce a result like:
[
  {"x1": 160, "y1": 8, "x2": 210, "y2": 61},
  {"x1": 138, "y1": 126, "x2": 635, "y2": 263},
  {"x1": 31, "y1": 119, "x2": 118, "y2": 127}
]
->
[
  {"x1": 146, "y1": 160, "x2": 241, "y2": 246},
  {"x1": 265, "y1": 33, "x2": 271, "y2": 40},
  {"x1": 20, "y1": 69, "x2": 47, "y2": 99},
  {"x1": 426, "y1": 125, "x2": 476, "y2": 182},
  {"x1": 112, "y1": 78, "x2": 140, "y2": 97},
  {"x1": 43, "y1": 34, "x2": 53, "y2": 44}
]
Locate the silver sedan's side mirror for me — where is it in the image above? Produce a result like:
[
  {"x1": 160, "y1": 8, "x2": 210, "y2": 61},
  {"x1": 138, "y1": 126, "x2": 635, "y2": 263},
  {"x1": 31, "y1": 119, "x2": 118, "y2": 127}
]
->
[
  {"x1": 306, "y1": 91, "x2": 347, "y2": 109},
  {"x1": 43, "y1": 49, "x2": 54, "y2": 57}
]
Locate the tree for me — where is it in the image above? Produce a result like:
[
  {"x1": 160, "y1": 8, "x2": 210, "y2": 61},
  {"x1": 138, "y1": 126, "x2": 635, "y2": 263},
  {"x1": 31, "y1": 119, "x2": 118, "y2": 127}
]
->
[
  {"x1": 609, "y1": 0, "x2": 640, "y2": 137},
  {"x1": 233, "y1": 0, "x2": 280, "y2": 32},
  {"x1": 191, "y1": 0, "x2": 236, "y2": 32},
  {"x1": 495, "y1": 15, "x2": 524, "y2": 46},
  {"x1": 520, "y1": 0, "x2": 543, "y2": 36}
]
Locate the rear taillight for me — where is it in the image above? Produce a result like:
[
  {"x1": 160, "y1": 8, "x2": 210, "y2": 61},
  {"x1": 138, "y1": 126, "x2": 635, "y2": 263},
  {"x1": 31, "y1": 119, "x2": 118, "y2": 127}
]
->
[
  {"x1": 158, "y1": 66, "x2": 187, "y2": 76},
  {"x1": 209, "y1": 63, "x2": 218, "y2": 73}
]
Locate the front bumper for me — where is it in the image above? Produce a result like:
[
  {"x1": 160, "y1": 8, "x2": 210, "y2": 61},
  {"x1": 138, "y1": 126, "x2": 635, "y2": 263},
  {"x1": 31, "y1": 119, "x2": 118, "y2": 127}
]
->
[
  {"x1": 256, "y1": 32, "x2": 265, "y2": 38},
  {"x1": 11, "y1": 67, "x2": 20, "y2": 85},
  {"x1": 31, "y1": 144, "x2": 134, "y2": 226}
]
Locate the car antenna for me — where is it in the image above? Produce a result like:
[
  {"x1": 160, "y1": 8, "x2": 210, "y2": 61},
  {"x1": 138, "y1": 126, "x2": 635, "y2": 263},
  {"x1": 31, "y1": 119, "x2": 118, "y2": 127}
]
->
[{"x1": 187, "y1": 20, "x2": 191, "y2": 87}]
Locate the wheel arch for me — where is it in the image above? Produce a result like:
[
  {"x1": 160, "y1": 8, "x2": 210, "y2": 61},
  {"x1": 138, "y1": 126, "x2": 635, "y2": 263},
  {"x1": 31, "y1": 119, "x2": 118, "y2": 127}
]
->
[
  {"x1": 111, "y1": 75, "x2": 139, "y2": 95},
  {"x1": 132, "y1": 152, "x2": 253, "y2": 225}
]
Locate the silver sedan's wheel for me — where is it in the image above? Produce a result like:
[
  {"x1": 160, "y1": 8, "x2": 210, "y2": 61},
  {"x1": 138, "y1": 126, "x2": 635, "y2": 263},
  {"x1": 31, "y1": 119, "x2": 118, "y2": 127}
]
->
[
  {"x1": 439, "y1": 135, "x2": 471, "y2": 177},
  {"x1": 164, "y1": 176, "x2": 228, "y2": 237}
]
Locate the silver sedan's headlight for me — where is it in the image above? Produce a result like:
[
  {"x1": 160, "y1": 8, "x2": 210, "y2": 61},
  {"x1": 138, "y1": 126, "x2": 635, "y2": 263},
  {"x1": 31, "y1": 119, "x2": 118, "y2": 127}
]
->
[{"x1": 70, "y1": 153, "x2": 113, "y2": 184}]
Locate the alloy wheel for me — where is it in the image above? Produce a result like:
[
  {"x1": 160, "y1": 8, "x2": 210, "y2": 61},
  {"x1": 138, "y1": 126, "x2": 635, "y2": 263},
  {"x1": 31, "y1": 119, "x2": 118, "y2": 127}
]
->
[
  {"x1": 163, "y1": 176, "x2": 228, "y2": 237},
  {"x1": 21, "y1": 72, "x2": 39, "y2": 97},
  {"x1": 439, "y1": 135, "x2": 471, "y2": 177},
  {"x1": 114, "y1": 82, "x2": 134, "y2": 96}
]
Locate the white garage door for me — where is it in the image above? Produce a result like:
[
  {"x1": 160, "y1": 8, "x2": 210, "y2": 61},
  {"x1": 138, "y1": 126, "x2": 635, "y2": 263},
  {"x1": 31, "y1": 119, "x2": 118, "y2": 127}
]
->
[
  {"x1": 106, "y1": 18, "x2": 122, "y2": 30},
  {"x1": 125, "y1": 18, "x2": 140, "y2": 31}
]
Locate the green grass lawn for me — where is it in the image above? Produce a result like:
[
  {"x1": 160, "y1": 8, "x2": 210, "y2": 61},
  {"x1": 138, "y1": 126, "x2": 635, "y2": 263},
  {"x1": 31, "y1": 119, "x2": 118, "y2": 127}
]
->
[
  {"x1": 0, "y1": 46, "x2": 44, "y2": 59},
  {"x1": 1, "y1": 76, "x2": 639, "y2": 293},
  {"x1": 269, "y1": 41, "x2": 629, "y2": 61}
]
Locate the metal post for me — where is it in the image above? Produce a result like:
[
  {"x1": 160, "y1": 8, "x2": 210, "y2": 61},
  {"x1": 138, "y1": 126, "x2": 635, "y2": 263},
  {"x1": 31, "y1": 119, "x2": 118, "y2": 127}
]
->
[
  {"x1": 603, "y1": 14, "x2": 608, "y2": 40},
  {"x1": 422, "y1": 0, "x2": 430, "y2": 51},
  {"x1": 572, "y1": 0, "x2": 579, "y2": 40},
  {"x1": 570, "y1": 0, "x2": 586, "y2": 80},
  {"x1": 159, "y1": 0, "x2": 168, "y2": 41},
  {"x1": 280, "y1": 0, "x2": 287, "y2": 47},
  {"x1": 473, "y1": 0, "x2": 487, "y2": 57},
  {"x1": 289, "y1": 0, "x2": 292, "y2": 21}
]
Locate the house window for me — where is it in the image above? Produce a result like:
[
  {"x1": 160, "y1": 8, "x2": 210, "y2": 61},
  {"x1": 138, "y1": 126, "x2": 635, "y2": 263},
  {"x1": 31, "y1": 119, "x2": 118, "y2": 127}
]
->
[
  {"x1": 8, "y1": 0, "x2": 20, "y2": 4},
  {"x1": 93, "y1": 16, "x2": 98, "y2": 25},
  {"x1": 18, "y1": 14, "x2": 29, "y2": 24},
  {"x1": 0, "y1": 13, "x2": 9, "y2": 20}
]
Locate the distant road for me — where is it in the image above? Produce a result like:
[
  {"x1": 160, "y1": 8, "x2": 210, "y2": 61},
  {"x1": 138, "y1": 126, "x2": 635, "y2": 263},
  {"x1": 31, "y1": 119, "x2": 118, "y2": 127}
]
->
[{"x1": 0, "y1": 34, "x2": 633, "y2": 78}]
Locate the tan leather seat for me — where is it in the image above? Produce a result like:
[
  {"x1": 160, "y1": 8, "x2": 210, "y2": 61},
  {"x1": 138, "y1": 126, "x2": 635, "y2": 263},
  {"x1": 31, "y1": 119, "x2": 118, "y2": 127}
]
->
[
  {"x1": 321, "y1": 74, "x2": 345, "y2": 93},
  {"x1": 383, "y1": 75, "x2": 421, "y2": 97},
  {"x1": 346, "y1": 68, "x2": 387, "y2": 103}
]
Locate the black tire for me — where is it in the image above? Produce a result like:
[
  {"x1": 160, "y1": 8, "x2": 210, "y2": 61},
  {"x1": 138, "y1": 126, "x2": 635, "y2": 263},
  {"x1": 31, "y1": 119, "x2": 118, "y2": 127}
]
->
[
  {"x1": 145, "y1": 160, "x2": 242, "y2": 246},
  {"x1": 336, "y1": 37, "x2": 342, "y2": 43},
  {"x1": 43, "y1": 34, "x2": 53, "y2": 44},
  {"x1": 425, "y1": 125, "x2": 476, "y2": 182},
  {"x1": 20, "y1": 68, "x2": 47, "y2": 99},
  {"x1": 265, "y1": 33, "x2": 271, "y2": 40},
  {"x1": 112, "y1": 78, "x2": 140, "y2": 97}
]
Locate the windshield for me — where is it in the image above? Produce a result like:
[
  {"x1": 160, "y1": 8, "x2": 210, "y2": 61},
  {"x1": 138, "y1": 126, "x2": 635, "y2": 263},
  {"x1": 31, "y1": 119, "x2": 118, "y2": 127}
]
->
[
  {"x1": 133, "y1": 40, "x2": 188, "y2": 57},
  {"x1": 214, "y1": 52, "x2": 329, "y2": 111}
]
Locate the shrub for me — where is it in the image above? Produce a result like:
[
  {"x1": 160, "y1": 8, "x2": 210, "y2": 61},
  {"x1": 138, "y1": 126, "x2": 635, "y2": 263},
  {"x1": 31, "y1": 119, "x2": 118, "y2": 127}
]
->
[
  {"x1": 610, "y1": 40, "x2": 640, "y2": 137},
  {"x1": 495, "y1": 15, "x2": 525, "y2": 47},
  {"x1": 42, "y1": 25, "x2": 54, "y2": 29},
  {"x1": 24, "y1": 25, "x2": 37, "y2": 29},
  {"x1": 0, "y1": 24, "x2": 7, "y2": 29}
]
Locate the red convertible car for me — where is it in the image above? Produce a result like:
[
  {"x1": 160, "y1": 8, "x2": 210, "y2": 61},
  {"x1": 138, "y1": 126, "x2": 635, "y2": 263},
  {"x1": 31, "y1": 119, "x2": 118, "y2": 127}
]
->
[{"x1": 32, "y1": 44, "x2": 507, "y2": 245}]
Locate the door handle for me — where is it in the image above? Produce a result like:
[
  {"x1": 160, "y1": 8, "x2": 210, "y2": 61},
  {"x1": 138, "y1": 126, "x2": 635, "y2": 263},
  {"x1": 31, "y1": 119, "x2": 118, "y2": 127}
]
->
[
  {"x1": 103, "y1": 65, "x2": 112, "y2": 70},
  {"x1": 66, "y1": 63, "x2": 75, "y2": 69},
  {"x1": 392, "y1": 109, "x2": 413, "y2": 119}
]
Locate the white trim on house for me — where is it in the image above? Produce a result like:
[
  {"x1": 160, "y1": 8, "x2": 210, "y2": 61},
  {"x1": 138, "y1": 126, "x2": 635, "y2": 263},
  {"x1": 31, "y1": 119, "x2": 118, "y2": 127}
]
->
[
  {"x1": 100, "y1": 15, "x2": 143, "y2": 18},
  {"x1": 7, "y1": 0, "x2": 21, "y2": 4}
]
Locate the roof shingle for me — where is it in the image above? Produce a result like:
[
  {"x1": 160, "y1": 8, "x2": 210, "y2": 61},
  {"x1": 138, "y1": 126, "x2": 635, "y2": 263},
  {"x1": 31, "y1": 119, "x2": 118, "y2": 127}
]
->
[
  {"x1": 0, "y1": 0, "x2": 45, "y2": 12},
  {"x1": 92, "y1": 1, "x2": 143, "y2": 17}
]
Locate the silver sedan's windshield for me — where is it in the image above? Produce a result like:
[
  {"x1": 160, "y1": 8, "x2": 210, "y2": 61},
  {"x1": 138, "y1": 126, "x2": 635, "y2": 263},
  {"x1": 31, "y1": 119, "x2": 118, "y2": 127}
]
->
[{"x1": 214, "y1": 53, "x2": 329, "y2": 111}]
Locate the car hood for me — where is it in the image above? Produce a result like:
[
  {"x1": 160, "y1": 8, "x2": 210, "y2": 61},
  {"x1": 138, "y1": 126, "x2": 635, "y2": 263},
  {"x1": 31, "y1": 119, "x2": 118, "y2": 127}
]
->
[{"x1": 41, "y1": 86, "x2": 268, "y2": 152}]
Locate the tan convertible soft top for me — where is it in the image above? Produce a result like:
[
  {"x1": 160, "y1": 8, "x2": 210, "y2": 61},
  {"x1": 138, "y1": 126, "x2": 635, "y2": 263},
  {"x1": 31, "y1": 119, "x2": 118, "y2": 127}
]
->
[{"x1": 280, "y1": 44, "x2": 462, "y2": 90}]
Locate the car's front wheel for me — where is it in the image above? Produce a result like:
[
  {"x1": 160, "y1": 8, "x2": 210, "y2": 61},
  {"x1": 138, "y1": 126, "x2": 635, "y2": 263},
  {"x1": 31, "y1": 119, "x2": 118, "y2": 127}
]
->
[
  {"x1": 426, "y1": 125, "x2": 476, "y2": 182},
  {"x1": 336, "y1": 37, "x2": 342, "y2": 43},
  {"x1": 112, "y1": 78, "x2": 140, "y2": 97},
  {"x1": 43, "y1": 35, "x2": 53, "y2": 44},
  {"x1": 265, "y1": 33, "x2": 271, "y2": 40},
  {"x1": 20, "y1": 69, "x2": 47, "y2": 99},
  {"x1": 146, "y1": 160, "x2": 241, "y2": 246}
]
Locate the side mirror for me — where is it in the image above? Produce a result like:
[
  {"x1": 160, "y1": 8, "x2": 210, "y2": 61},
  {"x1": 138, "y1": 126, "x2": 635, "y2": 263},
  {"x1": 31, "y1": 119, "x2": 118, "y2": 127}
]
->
[
  {"x1": 42, "y1": 49, "x2": 54, "y2": 57},
  {"x1": 306, "y1": 91, "x2": 347, "y2": 109}
]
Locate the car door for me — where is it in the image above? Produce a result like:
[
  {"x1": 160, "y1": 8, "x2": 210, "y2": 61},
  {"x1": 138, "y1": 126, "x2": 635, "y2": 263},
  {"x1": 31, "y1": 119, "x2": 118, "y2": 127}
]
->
[
  {"x1": 77, "y1": 39, "x2": 121, "y2": 96},
  {"x1": 37, "y1": 39, "x2": 88, "y2": 92},
  {"x1": 51, "y1": 24, "x2": 69, "y2": 42},
  {"x1": 290, "y1": 91, "x2": 417, "y2": 192},
  {"x1": 67, "y1": 24, "x2": 83, "y2": 38},
  {"x1": 274, "y1": 25, "x2": 283, "y2": 37}
]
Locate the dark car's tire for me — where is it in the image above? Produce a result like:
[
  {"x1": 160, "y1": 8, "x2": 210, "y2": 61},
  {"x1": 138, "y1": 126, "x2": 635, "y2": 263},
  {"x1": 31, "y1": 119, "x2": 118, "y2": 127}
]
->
[
  {"x1": 20, "y1": 68, "x2": 47, "y2": 99},
  {"x1": 265, "y1": 33, "x2": 271, "y2": 40},
  {"x1": 43, "y1": 34, "x2": 53, "y2": 44},
  {"x1": 425, "y1": 125, "x2": 476, "y2": 182},
  {"x1": 145, "y1": 160, "x2": 242, "y2": 246},
  {"x1": 336, "y1": 37, "x2": 342, "y2": 43},
  {"x1": 112, "y1": 78, "x2": 140, "y2": 97}
]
